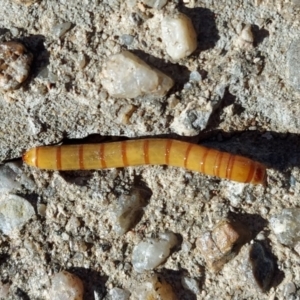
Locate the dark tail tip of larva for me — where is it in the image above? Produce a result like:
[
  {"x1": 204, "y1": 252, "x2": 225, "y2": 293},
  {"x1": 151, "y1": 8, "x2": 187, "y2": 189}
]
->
[{"x1": 252, "y1": 162, "x2": 267, "y2": 186}]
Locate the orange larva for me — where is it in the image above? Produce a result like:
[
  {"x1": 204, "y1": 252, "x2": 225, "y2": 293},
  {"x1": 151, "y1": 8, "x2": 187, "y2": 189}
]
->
[{"x1": 22, "y1": 139, "x2": 266, "y2": 184}]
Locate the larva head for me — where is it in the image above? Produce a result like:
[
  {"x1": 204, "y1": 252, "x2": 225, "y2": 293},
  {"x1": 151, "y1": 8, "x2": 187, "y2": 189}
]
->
[
  {"x1": 250, "y1": 162, "x2": 267, "y2": 185},
  {"x1": 22, "y1": 148, "x2": 37, "y2": 167}
]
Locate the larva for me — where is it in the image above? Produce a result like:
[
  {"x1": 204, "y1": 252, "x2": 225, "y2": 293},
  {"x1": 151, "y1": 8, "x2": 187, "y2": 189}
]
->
[{"x1": 22, "y1": 139, "x2": 266, "y2": 184}]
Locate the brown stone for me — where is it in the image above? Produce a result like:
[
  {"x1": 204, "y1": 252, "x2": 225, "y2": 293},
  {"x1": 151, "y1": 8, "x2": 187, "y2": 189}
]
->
[{"x1": 197, "y1": 219, "x2": 251, "y2": 272}]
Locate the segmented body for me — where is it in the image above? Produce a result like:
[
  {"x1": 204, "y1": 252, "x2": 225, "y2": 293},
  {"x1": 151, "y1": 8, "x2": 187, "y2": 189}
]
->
[{"x1": 22, "y1": 139, "x2": 266, "y2": 184}]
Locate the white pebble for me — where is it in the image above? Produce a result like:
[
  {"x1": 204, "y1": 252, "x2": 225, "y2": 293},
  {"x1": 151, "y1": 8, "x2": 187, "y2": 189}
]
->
[
  {"x1": 0, "y1": 162, "x2": 35, "y2": 192},
  {"x1": 287, "y1": 39, "x2": 300, "y2": 91},
  {"x1": 283, "y1": 282, "x2": 296, "y2": 297},
  {"x1": 111, "y1": 189, "x2": 148, "y2": 235},
  {"x1": 189, "y1": 70, "x2": 202, "y2": 82},
  {"x1": 234, "y1": 25, "x2": 254, "y2": 50},
  {"x1": 161, "y1": 13, "x2": 197, "y2": 60},
  {"x1": 109, "y1": 287, "x2": 130, "y2": 300},
  {"x1": 269, "y1": 208, "x2": 300, "y2": 246},
  {"x1": 0, "y1": 194, "x2": 35, "y2": 235},
  {"x1": 49, "y1": 271, "x2": 84, "y2": 300},
  {"x1": 181, "y1": 276, "x2": 201, "y2": 295},
  {"x1": 132, "y1": 232, "x2": 178, "y2": 273},
  {"x1": 221, "y1": 182, "x2": 245, "y2": 207},
  {"x1": 52, "y1": 22, "x2": 72, "y2": 38},
  {"x1": 0, "y1": 41, "x2": 33, "y2": 91},
  {"x1": 142, "y1": 0, "x2": 168, "y2": 9},
  {"x1": 171, "y1": 99, "x2": 215, "y2": 136},
  {"x1": 100, "y1": 51, "x2": 174, "y2": 98}
]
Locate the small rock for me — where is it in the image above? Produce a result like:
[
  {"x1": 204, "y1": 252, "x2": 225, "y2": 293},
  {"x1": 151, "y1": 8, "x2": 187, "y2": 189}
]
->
[
  {"x1": 49, "y1": 271, "x2": 84, "y2": 300},
  {"x1": 181, "y1": 276, "x2": 201, "y2": 295},
  {"x1": 119, "y1": 34, "x2": 134, "y2": 46},
  {"x1": 294, "y1": 242, "x2": 300, "y2": 255},
  {"x1": 100, "y1": 51, "x2": 174, "y2": 98},
  {"x1": 109, "y1": 287, "x2": 130, "y2": 300},
  {"x1": 111, "y1": 188, "x2": 149, "y2": 235},
  {"x1": 243, "y1": 242, "x2": 275, "y2": 292},
  {"x1": 170, "y1": 99, "x2": 218, "y2": 136},
  {"x1": 131, "y1": 275, "x2": 177, "y2": 300},
  {"x1": 0, "y1": 162, "x2": 35, "y2": 192},
  {"x1": 0, "y1": 194, "x2": 35, "y2": 235},
  {"x1": 189, "y1": 70, "x2": 202, "y2": 82},
  {"x1": 52, "y1": 22, "x2": 72, "y2": 38},
  {"x1": 287, "y1": 39, "x2": 300, "y2": 91},
  {"x1": 196, "y1": 219, "x2": 251, "y2": 272},
  {"x1": 132, "y1": 232, "x2": 178, "y2": 272},
  {"x1": 161, "y1": 12, "x2": 197, "y2": 60},
  {"x1": 0, "y1": 41, "x2": 33, "y2": 91},
  {"x1": 234, "y1": 25, "x2": 254, "y2": 50},
  {"x1": 221, "y1": 182, "x2": 245, "y2": 207},
  {"x1": 269, "y1": 208, "x2": 300, "y2": 246},
  {"x1": 37, "y1": 203, "x2": 47, "y2": 217},
  {"x1": 142, "y1": 0, "x2": 168, "y2": 9},
  {"x1": 283, "y1": 282, "x2": 297, "y2": 298}
]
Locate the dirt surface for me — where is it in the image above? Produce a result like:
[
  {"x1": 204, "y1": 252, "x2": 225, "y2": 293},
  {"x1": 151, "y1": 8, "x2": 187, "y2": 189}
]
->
[{"x1": 0, "y1": 0, "x2": 300, "y2": 299}]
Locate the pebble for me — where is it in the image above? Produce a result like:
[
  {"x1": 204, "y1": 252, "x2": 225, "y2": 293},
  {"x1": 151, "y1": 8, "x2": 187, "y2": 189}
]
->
[
  {"x1": 0, "y1": 41, "x2": 33, "y2": 91},
  {"x1": 221, "y1": 182, "x2": 245, "y2": 207},
  {"x1": 132, "y1": 232, "x2": 178, "y2": 272},
  {"x1": 189, "y1": 70, "x2": 202, "y2": 82},
  {"x1": 0, "y1": 194, "x2": 35, "y2": 235},
  {"x1": 120, "y1": 34, "x2": 134, "y2": 46},
  {"x1": 49, "y1": 271, "x2": 84, "y2": 300},
  {"x1": 131, "y1": 275, "x2": 177, "y2": 300},
  {"x1": 161, "y1": 12, "x2": 197, "y2": 60},
  {"x1": 52, "y1": 22, "x2": 72, "y2": 38},
  {"x1": 196, "y1": 219, "x2": 251, "y2": 272},
  {"x1": 0, "y1": 162, "x2": 35, "y2": 192},
  {"x1": 110, "y1": 189, "x2": 149, "y2": 235},
  {"x1": 234, "y1": 24, "x2": 254, "y2": 50},
  {"x1": 243, "y1": 242, "x2": 275, "y2": 292},
  {"x1": 109, "y1": 287, "x2": 130, "y2": 300},
  {"x1": 170, "y1": 98, "x2": 219, "y2": 136},
  {"x1": 283, "y1": 282, "x2": 297, "y2": 298},
  {"x1": 142, "y1": 0, "x2": 168, "y2": 9},
  {"x1": 269, "y1": 208, "x2": 300, "y2": 246},
  {"x1": 181, "y1": 276, "x2": 201, "y2": 295},
  {"x1": 287, "y1": 39, "x2": 300, "y2": 91},
  {"x1": 100, "y1": 51, "x2": 174, "y2": 98}
]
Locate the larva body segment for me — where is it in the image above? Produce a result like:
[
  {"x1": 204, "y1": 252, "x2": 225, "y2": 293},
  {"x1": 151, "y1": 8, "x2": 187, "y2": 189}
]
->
[{"x1": 23, "y1": 139, "x2": 266, "y2": 184}]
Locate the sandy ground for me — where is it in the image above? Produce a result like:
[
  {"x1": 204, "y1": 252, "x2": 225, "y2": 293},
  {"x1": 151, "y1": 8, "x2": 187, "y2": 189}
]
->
[{"x1": 0, "y1": 0, "x2": 300, "y2": 299}]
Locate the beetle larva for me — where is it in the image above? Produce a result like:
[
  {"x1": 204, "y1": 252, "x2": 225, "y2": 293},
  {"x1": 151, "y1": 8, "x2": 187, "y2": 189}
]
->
[{"x1": 22, "y1": 139, "x2": 266, "y2": 184}]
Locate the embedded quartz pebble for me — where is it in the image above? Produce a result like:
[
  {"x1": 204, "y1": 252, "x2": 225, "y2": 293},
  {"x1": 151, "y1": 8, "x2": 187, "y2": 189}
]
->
[
  {"x1": 142, "y1": 0, "x2": 168, "y2": 9},
  {"x1": 49, "y1": 271, "x2": 84, "y2": 300},
  {"x1": 132, "y1": 232, "x2": 178, "y2": 272},
  {"x1": 0, "y1": 41, "x2": 33, "y2": 91},
  {"x1": 0, "y1": 194, "x2": 35, "y2": 235},
  {"x1": 100, "y1": 51, "x2": 174, "y2": 98},
  {"x1": 161, "y1": 12, "x2": 197, "y2": 60},
  {"x1": 0, "y1": 162, "x2": 35, "y2": 192},
  {"x1": 109, "y1": 287, "x2": 130, "y2": 300},
  {"x1": 269, "y1": 208, "x2": 300, "y2": 246},
  {"x1": 110, "y1": 188, "x2": 149, "y2": 235}
]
